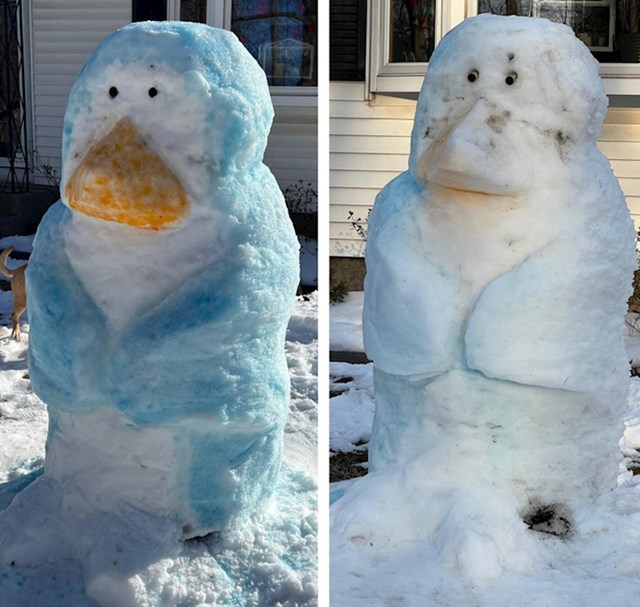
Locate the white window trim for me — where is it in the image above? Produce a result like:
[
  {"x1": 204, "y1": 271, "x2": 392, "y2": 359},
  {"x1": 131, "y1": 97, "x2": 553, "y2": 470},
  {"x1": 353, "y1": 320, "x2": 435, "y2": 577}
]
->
[
  {"x1": 368, "y1": 0, "x2": 470, "y2": 93},
  {"x1": 167, "y1": 0, "x2": 317, "y2": 106},
  {"x1": 369, "y1": 0, "x2": 640, "y2": 96}
]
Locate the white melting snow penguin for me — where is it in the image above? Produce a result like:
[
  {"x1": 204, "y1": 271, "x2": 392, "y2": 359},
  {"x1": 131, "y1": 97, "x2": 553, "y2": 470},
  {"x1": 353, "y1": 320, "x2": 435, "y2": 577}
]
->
[
  {"x1": 333, "y1": 15, "x2": 637, "y2": 579},
  {"x1": 0, "y1": 21, "x2": 300, "y2": 599}
]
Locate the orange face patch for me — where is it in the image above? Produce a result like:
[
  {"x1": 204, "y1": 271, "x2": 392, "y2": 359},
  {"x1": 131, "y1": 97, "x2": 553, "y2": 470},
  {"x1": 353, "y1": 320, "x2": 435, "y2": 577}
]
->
[{"x1": 65, "y1": 118, "x2": 189, "y2": 229}]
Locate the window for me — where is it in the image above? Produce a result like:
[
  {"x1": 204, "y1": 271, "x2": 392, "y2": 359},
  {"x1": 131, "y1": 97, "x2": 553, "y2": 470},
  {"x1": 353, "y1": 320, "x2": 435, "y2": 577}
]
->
[
  {"x1": 367, "y1": 0, "x2": 640, "y2": 94},
  {"x1": 231, "y1": 1, "x2": 317, "y2": 87},
  {"x1": 390, "y1": 0, "x2": 436, "y2": 63},
  {"x1": 369, "y1": 0, "x2": 467, "y2": 92},
  {"x1": 135, "y1": 1, "x2": 318, "y2": 92},
  {"x1": 180, "y1": 0, "x2": 206, "y2": 22},
  {"x1": 478, "y1": 0, "x2": 640, "y2": 64},
  {"x1": 132, "y1": 0, "x2": 167, "y2": 21}
]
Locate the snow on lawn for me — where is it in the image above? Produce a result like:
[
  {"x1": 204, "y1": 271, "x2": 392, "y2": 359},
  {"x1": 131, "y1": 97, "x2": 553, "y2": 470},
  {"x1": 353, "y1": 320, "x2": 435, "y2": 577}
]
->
[
  {"x1": 331, "y1": 293, "x2": 640, "y2": 606},
  {"x1": 329, "y1": 292, "x2": 363, "y2": 353},
  {"x1": 0, "y1": 293, "x2": 317, "y2": 607},
  {"x1": 329, "y1": 291, "x2": 373, "y2": 455},
  {"x1": 329, "y1": 363, "x2": 373, "y2": 454}
]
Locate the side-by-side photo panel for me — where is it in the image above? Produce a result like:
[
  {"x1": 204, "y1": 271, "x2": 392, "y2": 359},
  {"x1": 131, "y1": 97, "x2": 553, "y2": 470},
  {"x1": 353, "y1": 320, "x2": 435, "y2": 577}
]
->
[
  {"x1": 0, "y1": 2, "x2": 318, "y2": 606},
  {"x1": 330, "y1": 1, "x2": 640, "y2": 605}
]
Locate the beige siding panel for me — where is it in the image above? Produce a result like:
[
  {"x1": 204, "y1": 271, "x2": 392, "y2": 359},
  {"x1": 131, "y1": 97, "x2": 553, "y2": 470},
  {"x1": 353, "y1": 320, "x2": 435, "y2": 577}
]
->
[
  {"x1": 332, "y1": 100, "x2": 417, "y2": 120},
  {"x1": 330, "y1": 82, "x2": 416, "y2": 256},
  {"x1": 331, "y1": 206, "x2": 372, "y2": 223},
  {"x1": 330, "y1": 223, "x2": 367, "y2": 257},
  {"x1": 598, "y1": 142, "x2": 640, "y2": 160},
  {"x1": 611, "y1": 160, "x2": 640, "y2": 178},
  {"x1": 331, "y1": 170, "x2": 399, "y2": 190},
  {"x1": 331, "y1": 152, "x2": 408, "y2": 172},
  {"x1": 626, "y1": 196, "x2": 640, "y2": 215},
  {"x1": 331, "y1": 187, "x2": 380, "y2": 207},
  {"x1": 331, "y1": 135, "x2": 411, "y2": 155},
  {"x1": 606, "y1": 109, "x2": 640, "y2": 125},
  {"x1": 600, "y1": 124, "x2": 640, "y2": 142},
  {"x1": 618, "y1": 179, "x2": 640, "y2": 197},
  {"x1": 331, "y1": 117, "x2": 413, "y2": 137},
  {"x1": 331, "y1": 81, "x2": 370, "y2": 102},
  {"x1": 264, "y1": 108, "x2": 317, "y2": 194}
]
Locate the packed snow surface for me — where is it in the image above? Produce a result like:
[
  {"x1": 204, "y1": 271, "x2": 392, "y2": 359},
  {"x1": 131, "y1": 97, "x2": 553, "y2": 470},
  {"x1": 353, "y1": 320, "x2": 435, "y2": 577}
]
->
[{"x1": 333, "y1": 13, "x2": 640, "y2": 602}]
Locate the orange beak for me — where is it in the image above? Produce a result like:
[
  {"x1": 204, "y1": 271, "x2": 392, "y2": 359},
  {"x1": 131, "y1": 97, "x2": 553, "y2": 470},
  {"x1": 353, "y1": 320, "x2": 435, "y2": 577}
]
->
[{"x1": 65, "y1": 118, "x2": 189, "y2": 229}]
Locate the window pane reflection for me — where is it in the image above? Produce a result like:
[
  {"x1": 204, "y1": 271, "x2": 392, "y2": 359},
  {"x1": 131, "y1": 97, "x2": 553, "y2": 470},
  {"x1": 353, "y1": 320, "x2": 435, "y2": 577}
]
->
[
  {"x1": 390, "y1": 0, "x2": 436, "y2": 62},
  {"x1": 181, "y1": 0, "x2": 206, "y2": 23},
  {"x1": 232, "y1": 1, "x2": 318, "y2": 87},
  {"x1": 478, "y1": 1, "x2": 639, "y2": 63}
]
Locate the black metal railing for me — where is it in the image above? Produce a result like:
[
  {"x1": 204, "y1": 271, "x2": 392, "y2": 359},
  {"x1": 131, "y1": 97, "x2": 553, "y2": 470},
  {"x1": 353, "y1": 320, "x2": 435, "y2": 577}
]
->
[{"x1": 0, "y1": 0, "x2": 28, "y2": 193}]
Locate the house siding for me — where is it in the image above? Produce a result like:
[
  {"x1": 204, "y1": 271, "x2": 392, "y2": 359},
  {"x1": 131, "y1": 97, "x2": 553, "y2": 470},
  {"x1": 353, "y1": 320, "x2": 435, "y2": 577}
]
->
[
  {"x1": 28, "y1": 2, "x2": 317, "y2": 194},
  {"x1": 265, "y1": 107, "x2": 318, "y2": 192},
  {"x1": 30, "y1": 0, "x2": 132, "y2": 179},
  {"x1": 330, "y1": 82, "x2": 640, "y2": 257}
]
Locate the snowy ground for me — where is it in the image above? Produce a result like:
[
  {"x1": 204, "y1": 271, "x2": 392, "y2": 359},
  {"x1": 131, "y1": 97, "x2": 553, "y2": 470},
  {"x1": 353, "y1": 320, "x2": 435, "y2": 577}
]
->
[
  {"x1": 330, "y1": 293, "x2": 640, "y2": 606},
  {"x1": 0, "y1": 261, "x2": 317, "y2": 607},
  {"x1": 329, "y1": 292, "x2": 363, "y2": 353}
]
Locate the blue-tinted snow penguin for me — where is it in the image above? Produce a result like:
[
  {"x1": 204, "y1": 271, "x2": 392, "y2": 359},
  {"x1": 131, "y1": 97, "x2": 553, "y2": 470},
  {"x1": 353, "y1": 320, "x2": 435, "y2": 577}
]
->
[
  {"x1": 333, "y1": 15, "x2": 636, "y2": 579},
  {"x1": 1, "y1": 21, "x2": 299, "y2": 580}
]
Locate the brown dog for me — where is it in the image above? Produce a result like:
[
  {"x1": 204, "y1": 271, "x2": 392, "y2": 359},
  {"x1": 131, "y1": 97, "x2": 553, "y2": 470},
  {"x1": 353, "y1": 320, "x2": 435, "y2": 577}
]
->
[{"x1": 0, "y1": 246, "x2": 28, "y2": 341}]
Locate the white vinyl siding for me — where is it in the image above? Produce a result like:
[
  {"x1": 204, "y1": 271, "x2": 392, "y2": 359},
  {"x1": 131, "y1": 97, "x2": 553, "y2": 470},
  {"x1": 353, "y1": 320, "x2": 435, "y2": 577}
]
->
[
  {"x1": 330, "y1": 82, "x2": 413, "y2": 257},
  {"x1": 599, "y1": 109, "x2": 640, "y2": 227},
  {"x1": 30, "y1": 0, "x2": 132, "y2": 180},
  {"x1": 330, "y1": 83, "x2": 640, "y2": 257},
  {"x1": 265, "y1": 106, "x2": 317, "y2": 192}
]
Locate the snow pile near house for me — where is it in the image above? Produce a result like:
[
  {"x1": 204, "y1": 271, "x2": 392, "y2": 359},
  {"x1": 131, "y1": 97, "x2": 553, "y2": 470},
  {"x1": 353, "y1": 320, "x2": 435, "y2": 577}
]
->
[
  {"x1": 333, "y1": 13, "x2": 640, "y2": 597},
  {"x1": 330, "y1": 292, "x2": 365, "y2": 353},
  {"x1": 0, "y1": 21, "x2": 314, "y2": 606}
]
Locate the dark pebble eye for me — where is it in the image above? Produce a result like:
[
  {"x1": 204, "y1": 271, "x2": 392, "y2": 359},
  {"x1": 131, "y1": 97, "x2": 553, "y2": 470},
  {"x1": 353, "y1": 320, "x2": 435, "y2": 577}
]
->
[
  {"x1": 505, "y1": 72, "x2": 517, "y2": 85},
  {"x1": 148, "y1": 87, "x2": 158, "y2": 98},
  {"x1": 109, "y1": 86, "x2": 119, "y2": 98},
  {"x1": 467, "y1": 70, "x2": 479, "y2": 83}
]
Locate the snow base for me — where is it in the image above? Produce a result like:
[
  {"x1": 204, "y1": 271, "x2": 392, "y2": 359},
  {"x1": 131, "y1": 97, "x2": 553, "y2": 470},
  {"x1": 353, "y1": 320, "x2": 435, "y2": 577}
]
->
[
  {"x1": 333, "y1": 368, "x2": 626, "y2": 578},
  {"x1": 0, "y1": 466, "x2": 316, "y2": 607}
]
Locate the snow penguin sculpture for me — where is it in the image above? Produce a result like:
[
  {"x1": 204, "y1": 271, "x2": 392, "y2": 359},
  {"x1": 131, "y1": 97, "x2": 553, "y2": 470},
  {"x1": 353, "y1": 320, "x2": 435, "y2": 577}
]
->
[
  {"x1": 1, "y1": 21, "x2": 299, "y2": 575},
  {"x1": 333, "y1": 15, "x2": 636, "y2": 578}
]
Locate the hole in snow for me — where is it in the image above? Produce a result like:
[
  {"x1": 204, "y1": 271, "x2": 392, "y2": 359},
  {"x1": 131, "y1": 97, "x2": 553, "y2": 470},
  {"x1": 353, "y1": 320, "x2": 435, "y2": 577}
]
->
[{"x1": 523, "y1": 502, "x2": 572, "y2": 538}]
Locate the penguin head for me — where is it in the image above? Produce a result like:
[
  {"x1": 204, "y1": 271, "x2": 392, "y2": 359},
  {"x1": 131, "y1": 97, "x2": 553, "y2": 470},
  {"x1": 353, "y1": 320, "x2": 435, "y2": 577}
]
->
[
  {"x1": 61, "y1": 21, "x2": 273, "y2": 229},
  {"x1": 409, "y1": 14, "x2": 607, "y2": 194}
]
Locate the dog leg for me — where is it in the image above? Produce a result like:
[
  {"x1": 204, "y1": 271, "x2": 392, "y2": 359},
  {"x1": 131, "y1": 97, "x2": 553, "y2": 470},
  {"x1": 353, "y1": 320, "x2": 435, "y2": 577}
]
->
[{"x1": 11, "y1": 310, "x2": 22, "y2": 341}]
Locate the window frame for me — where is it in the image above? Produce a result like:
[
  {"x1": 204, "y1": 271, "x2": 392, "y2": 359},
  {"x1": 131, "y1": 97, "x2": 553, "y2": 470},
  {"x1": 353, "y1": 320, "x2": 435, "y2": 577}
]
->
[
  {"x1": 167, "y1": 0, "x2": 318, "y2": 106},
  {"x1": 368, "y1": 0, "x2": 470, "y2": 93},
  {"x1": 368, "y1": 0, "x2": 640, "y2": 96}
]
